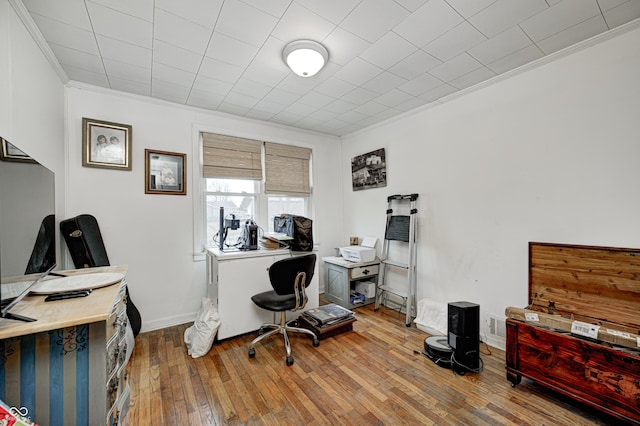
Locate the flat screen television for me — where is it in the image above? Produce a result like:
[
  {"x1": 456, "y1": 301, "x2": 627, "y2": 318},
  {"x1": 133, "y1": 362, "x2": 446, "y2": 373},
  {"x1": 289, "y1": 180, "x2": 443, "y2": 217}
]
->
[{"x1": 0, "y1": 137, "x2": 56, "y2": 322}]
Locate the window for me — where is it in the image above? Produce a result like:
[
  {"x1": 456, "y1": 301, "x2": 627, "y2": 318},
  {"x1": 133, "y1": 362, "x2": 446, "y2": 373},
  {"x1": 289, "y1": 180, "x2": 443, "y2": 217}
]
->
[{"x1": 199, "y1": 133, "x2": 312, "y2": 251}]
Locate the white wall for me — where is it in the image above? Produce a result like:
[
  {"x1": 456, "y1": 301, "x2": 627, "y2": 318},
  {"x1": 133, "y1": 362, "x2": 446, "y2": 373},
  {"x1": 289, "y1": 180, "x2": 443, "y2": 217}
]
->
[
  {"x1": 0, "y1": 0, "x2": 65, "y2": 262},
  {"x1": 341, "y1": 25, "x2": 640, "y2": 348},
  {"x1": 65, "y1": 86, "x2": 343, "y2": 331}
]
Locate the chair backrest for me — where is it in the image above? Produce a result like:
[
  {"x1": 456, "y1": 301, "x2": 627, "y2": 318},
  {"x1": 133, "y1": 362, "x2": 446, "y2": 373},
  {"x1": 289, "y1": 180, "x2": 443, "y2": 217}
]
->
[{"x1": 268, "y1": 254, "x2": 316, "y2": 297}]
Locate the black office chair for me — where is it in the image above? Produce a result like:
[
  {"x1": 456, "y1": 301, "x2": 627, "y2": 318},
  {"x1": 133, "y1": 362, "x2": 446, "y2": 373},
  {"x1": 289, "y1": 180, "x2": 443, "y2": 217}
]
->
[{"x1": 248, "y1": 254, "x2": 319, "y2": 366}]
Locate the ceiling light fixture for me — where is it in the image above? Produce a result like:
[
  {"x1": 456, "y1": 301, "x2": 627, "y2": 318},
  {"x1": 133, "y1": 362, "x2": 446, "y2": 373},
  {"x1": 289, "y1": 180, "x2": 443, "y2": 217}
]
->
[{"x1": 282, "y1": 40, "x2": 328, "y2": 78}]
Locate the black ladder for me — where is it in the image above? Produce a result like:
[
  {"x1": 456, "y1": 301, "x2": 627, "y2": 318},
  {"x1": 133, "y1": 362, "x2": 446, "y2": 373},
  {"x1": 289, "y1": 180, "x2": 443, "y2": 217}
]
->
[{"x1": 375, "y1": 194, "x2": 418, "y2": 326}]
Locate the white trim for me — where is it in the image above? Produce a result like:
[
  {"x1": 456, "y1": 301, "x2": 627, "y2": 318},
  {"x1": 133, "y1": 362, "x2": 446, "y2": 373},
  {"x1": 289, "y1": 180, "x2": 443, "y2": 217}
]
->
[{"x1": 8, "y1": 0, "x2": 69, "y2": 84}]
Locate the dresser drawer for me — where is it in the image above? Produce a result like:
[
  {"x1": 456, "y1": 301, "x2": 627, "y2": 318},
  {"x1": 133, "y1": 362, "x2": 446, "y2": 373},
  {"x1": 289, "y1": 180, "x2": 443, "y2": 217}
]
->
[{"x1": 349, "y1": 264, "x2": 379, "y2": 280}]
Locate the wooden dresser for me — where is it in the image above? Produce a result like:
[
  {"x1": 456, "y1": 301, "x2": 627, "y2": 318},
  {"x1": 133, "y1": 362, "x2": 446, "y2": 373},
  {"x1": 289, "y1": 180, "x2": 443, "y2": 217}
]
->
[
  {"x1": 506, "y1": 243, "x2": 640, "y2": 424},
  {"x1": 0, "y1": 265, "x2": 131, "y2": 426}
]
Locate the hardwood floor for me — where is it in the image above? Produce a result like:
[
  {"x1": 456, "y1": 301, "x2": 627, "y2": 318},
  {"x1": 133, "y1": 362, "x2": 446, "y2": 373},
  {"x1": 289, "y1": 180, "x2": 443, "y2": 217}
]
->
[{"x1": 125, "y1": 303, "x2": 620, "y2": 425}]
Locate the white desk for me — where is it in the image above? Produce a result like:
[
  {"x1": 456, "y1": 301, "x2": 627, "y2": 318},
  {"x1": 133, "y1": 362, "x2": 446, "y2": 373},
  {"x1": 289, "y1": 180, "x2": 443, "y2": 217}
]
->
[{"x1": 206, "y1": 248, "x2": 319, "y2": 339}]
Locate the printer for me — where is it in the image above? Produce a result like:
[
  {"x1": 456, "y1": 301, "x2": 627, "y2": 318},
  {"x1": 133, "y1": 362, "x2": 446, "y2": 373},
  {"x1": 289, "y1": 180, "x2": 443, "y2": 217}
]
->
[{"x1": 339, "y1": 237, "x2": 377, "y2": 263}]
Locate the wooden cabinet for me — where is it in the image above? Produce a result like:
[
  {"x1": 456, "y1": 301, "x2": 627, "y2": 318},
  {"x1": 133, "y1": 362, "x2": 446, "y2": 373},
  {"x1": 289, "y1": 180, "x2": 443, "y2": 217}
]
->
[
  {"x1": 323, "y1": 256, "x2": 379, "y2": 309},
  {"x1": 0, "y1": 266, "x2": 131, "y2": 426},
  {"x1": 505, "y1": 243, "x2": 640, "y2": 424},
  {"x1": 206, "y1": 249, "x2": 319, "y2": 340}
]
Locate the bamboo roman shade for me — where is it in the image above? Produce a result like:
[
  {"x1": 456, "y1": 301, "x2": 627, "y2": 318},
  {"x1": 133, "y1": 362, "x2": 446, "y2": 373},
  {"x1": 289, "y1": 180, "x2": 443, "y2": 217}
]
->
[
  {"x1": 202, "y1": 132, "x2": 262, "y2": 180},
  {"x1": 264, "y1": 142, "x2": 311, "y2": 196}
]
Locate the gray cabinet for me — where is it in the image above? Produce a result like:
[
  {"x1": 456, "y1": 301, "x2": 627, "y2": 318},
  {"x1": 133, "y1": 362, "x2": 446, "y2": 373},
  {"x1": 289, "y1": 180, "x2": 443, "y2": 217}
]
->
[{"x1": 323, "y1": 256, "x2": 379, "y2": 309}]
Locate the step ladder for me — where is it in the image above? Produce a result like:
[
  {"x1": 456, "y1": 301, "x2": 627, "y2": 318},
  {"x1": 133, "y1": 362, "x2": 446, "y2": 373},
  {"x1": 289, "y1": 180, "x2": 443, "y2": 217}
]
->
[{"x1": 375, "y1": 194, "x2": 418, "y2": 327}]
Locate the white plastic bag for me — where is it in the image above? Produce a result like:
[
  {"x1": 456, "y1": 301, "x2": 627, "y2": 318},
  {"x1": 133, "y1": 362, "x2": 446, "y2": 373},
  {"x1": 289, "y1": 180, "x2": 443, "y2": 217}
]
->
[{"x1": 184, "y1": 297, "x2": 221, "y2": 358}]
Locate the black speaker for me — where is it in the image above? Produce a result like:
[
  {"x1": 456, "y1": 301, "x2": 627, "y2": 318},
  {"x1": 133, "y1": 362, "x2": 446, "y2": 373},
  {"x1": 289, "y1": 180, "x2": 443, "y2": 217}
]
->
[{"x1": 448, "y1": 301, "x2": 480, "y2": 373}]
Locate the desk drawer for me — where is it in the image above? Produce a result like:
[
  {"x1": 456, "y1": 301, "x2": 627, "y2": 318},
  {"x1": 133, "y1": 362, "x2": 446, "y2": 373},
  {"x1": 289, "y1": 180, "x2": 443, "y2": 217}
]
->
[{"x1": 349, "y1": 265, "x2": 378, "y2": 280}]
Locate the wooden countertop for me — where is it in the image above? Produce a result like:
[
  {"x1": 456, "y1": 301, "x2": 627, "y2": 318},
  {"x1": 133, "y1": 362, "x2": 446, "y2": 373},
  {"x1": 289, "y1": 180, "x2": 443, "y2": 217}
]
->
[{"x1": 0, "y1": 265, "x2": 127, "y2": 339}]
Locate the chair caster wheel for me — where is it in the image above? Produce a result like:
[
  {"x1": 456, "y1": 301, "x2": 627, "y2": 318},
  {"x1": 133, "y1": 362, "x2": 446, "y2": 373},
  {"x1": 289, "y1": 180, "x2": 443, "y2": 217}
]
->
[
  {"x1": 313, "y1": 338, "x2": 319, "y2": 347},
  {"x1": 286, "y1": 356, "x2": 294, "y2": 366},
  {"x1": 248, "y1": 348, "x2": 255, "y2": 358}
]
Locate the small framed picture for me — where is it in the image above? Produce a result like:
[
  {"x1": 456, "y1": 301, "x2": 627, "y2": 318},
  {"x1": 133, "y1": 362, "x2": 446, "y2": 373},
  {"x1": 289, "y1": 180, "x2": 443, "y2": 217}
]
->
[
  {"x1": 0, "y1": 138, "x2": 36, "y2": 163},
  {"x1": 82, "y1": 117, "x2": 132, "y2": 170},
  {"x1": 145, "y1": 149, "x2": 186, "y2": 195}
]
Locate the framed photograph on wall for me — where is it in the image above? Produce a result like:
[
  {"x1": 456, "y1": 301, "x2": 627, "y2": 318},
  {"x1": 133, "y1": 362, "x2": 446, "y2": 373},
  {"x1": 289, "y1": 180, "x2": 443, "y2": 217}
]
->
[
  {"x1": 0, "y1": 138, "x2": 36, "y2": 163},
  {"x1": 145, "y1": 149, "x2": 186, "y2": 195},
  {"x1": 351, "y1": 148, "x2": 386, "y2": 191},
  {"x1": 82, "y1": 117, "x2": 132, "y2": 170}
]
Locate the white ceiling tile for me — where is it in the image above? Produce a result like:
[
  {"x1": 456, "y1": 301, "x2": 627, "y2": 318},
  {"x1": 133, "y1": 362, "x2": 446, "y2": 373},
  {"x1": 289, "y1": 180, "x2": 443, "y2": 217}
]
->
[
  {"x1": 295, "y1": 0, "x2": 360, "y2": 24},
  {"x1": 445, "y1": 0, "x2": 497, "y2": 18},
  {"x1": 153, "y1": 40, "x2": 202, "y2": 73},
  {"x1": 187, "y1": 90, "x2": 224, "y2": 109},
  {"x1": 419, "y1": 83, "x2": 457, "y2": 102},
  {"x1": 109, "y1": 76, "x2": 151, "y2": 96},
  {"x1": 297, "y1": 91, "x2": 334, "y2": 109},
  {"x1": 272, "y1": 110, "x2": 305, "y2": 125},
  {"x1": 322, "y1": 27, "x2": 371, "y2": 66},
  {"x1": 276, "y1": 73, "x2": 320, "y2": 95},
  {"x1": 251, "y1": 99, "x2": 287, "y2": 114},
  {"x1": 520, "y1": 0, "x2": 601, "y2": 42},
  {"x1": 361, "y1": 72, "x2": 408, "y2": 95},
  {"x1": 244, "y1": 110, "x2": 276, "y2": 121},
  {"x1": 374, "y1": 107, "x2": 402, "y2": 120},
  {"x1": 339, "y1": 87, "x2": 379, "y2": 104},
  {"x1": 24, "y1": 0, "x2": 93, "y2": 31},
  {"x1": 396, "y1": 96, "x2": 429, "y2": 112},
  {"x1": 323, "y1": 99, "x2": 359, "y2": 114},
  {"x1": 89, "y1": 0, "x2": 154, "y2": 22},
  {"x1": 352, "y1": 101, "x2": 388, "y2": 116},
  {"x1": 263, "y1": 88, "x2": 301, "y2": 105},
  {"x1": 216, "y1": 1, "x2": 279, "y2": 47},
  {"x1": 340, "y1": 109, "x2": 370, "y2": 122},
  {"x1": 333, "y1": 58, "x2": 383, "y2": 86},
  {"x1": 388, "y1": 50, "x2": 442, "y2": 79},
  {"x1": 155, "y1": 0, "x2": 223, "y2": 28},
  {"x1": 486, "y1": 44, "x2": 544, "y2": 74},
  {"x1": 271, "y1": 2, "x2": 336, "y2": 43},
  {"x1": 63, "y1": 64, "x2": 109, "y2": 87},
  {"x1": 205, "y1": 32, "x2": 259, "y2": 68},
  {"x1": 429, "y1": 53, "x2": 482, "y2": 82},
  {"x1": 97, "y1": 35, "x2": 151, "y2": 69},
  {"x1": 49, "y1": 44, "x2": 105, "y2": 74},
  {"x1": 152, "y1": 79, "x2": 190, "y2": 103},
  {"x1": 198, "y1": 57, "x2": 244, "y2": 83},
  {"x1": 30, "y1": 14, "x2": 99, "y2": 55},
  {"x1": 449, "y1": 66, "x2": 496, "y2": 89},
  {"x1": 423, "y1": 22, "x2": 487, "y2": 62},
  {"x1": 192, "y1": 75, "x2": 233, "y2": 95},
  {"x1": 468, "y1": 26, "x2": 532, "y2": 65},
  {"x1": 603, "y1": 0, "x2": 640, "y2": 28},
  {"x1": 536, "y1": 15, "x2": 608, "y2": 55},
  {"x1": 86, "y1": 1, "x2": 152, "y2": 48},
  {"x1": 393, "y1": 0, "x2": 463, "y2": 47},
  {"x1": 394, "y1": 0, "x2": 430, "y2": 13},
  {"x1": 153, "y1": 9, "x2": 211, "y2": 54},
  {"x1": 373, "y1": 89, "x2": 413, "y2": 107},
  {"x1": 314, "y1": 77, "x2": 357, "y2": 98},
  {"x1": 218, "y1": 102, "x2": 251, "y2": 116},
  {"x1": 231, "y1": 78, "x2": 273, "y2": 99},
  {"x1": 360, "y1": 32, "x2": 418, "y2": 70},
  {"x1": 239, "y1": 0, "x2": 292, "y2": 18},
  {"x1": 399, "y1": 73, "x2": 443, "y2": 96},
  {"x1": 152, "y1": 62, "x2": 196, "y2": 88},
  {"x1": 340, "y1": 0, "x2": 411, "y2": 43},
  {"x1": 284, "y1": 101, "x2": 316, "y2": 116},
  {"x1": 224, "y1": 91, "x2": 261, "y2": 109},
  {"x1": 104, "y1": 58, "x2": 151, "y2": 83},
  {"x1": 241, "y1": 37, "x2": 290, "y2": 86},
  {"x1": 469, "y1": 0, "x2": 549, "y2": 38},
  {"x1": 597, "y1": 0, "x2": 628, "y2": 11}
]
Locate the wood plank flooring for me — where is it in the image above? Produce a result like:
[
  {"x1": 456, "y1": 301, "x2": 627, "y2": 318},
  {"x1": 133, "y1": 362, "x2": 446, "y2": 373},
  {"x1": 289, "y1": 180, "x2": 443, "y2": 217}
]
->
[{"x1": 125, "y1": 303, "x2": 621, "y2": 425}]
